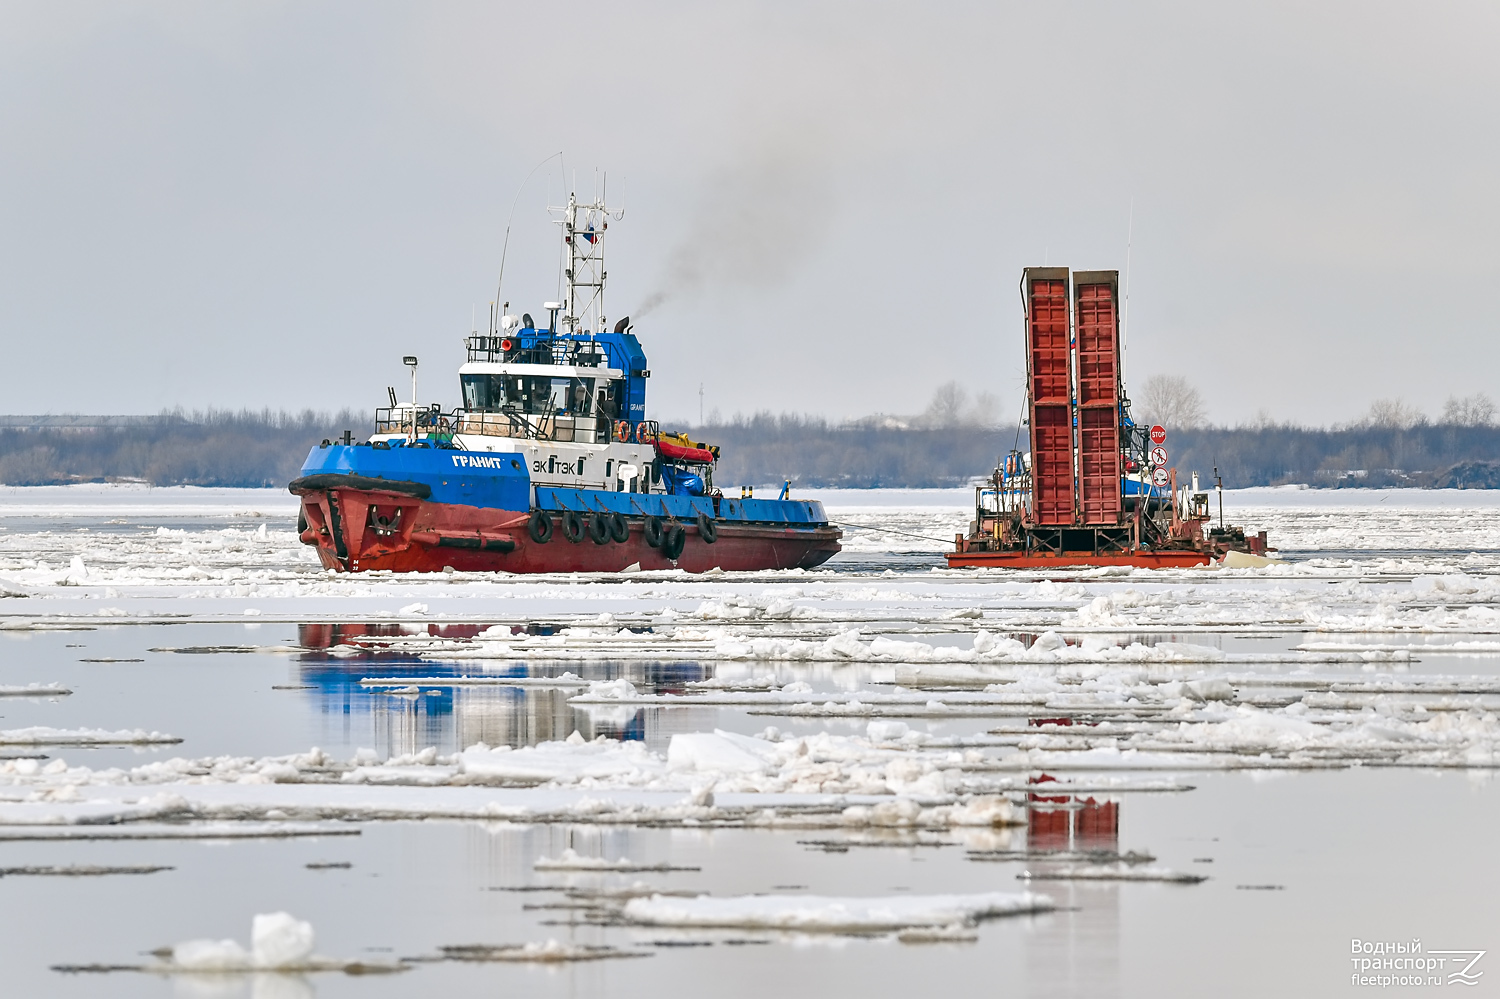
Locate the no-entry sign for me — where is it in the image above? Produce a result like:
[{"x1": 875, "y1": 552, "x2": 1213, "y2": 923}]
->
[{"x1": 1150, "y1": 425, "x2": 1167, "y2": 445}]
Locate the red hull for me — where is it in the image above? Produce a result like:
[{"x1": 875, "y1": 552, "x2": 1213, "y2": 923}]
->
[
  {"x1": 945, "y1": 549, "x2": 1211, "y2": 569},
  {"x1": 296, "y1": 487, "x2": 841, "y2": 573}
]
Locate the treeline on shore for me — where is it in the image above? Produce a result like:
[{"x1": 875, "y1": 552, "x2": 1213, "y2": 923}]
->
[
  {"x1": 688, "y1": 414, "x2": 1015, "y2": 489},
  {"x1": 1166, "y1": 423, "x2": 1500, "y2": 488},
  {"x1": 0, "y1": 410, "x2": 365, "y2": 487},
  {"x1": 0, "y1": 410, "x2": 1012, "y2": 489},
  {"x1": 689, "y1": 415, "x2": 1500, "y2": 489},
  {"x1": 1, "y1": 410, "x2": 1498, "y2": 489}
]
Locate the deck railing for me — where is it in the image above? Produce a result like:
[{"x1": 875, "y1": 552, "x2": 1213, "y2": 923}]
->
[{"x1": 373, "y1": 406, "x2": 609, "y2": 444}]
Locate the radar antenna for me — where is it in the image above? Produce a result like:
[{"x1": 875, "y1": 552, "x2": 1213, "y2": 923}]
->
[{"x1": 552, "y1": 184, "x2": 613, "y2": 336}]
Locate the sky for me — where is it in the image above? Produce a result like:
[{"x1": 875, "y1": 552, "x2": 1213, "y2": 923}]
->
[{"x1": 2, "y1": 1, "x2": 1497, "y2": 428}]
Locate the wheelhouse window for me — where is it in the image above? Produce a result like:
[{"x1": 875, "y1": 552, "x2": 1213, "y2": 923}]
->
[
  {"x1": 596, "y1": 379, "x2": 623, "y2": 421},
  {"x1": 461, "y1": 374, "x2": 547, "y2": 412},
  {"x1": 461, "y1": 374, "x2": 495, "y2": 410},
  {"x1": 462, "y1": 374, "x2": 604, "y2": 416}
]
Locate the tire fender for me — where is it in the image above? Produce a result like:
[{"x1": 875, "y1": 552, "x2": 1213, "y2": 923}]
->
[
  {"x1": 589, "y1": 512, "x2": 611, "y2": 545},
  {"x1": 663, "y1": 524, "x2": 686, "y2": 560},
  {"x1": 697, "y1": 513, "x2": 717, "y2": 544},
  {"x1": 643, "y1": 516, "x2": 665, "y2": 548}
]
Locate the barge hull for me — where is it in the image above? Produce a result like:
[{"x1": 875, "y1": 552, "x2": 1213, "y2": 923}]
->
[{"x1": 945, "y1": 549, "x2": 1211, "y2": 569}]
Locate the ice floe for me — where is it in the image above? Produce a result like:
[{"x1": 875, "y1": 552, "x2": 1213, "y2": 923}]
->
[
  {"x1": 0, "y1": 683, "x2": 71, "y2": 697},
  {"x1": 619, "y1": 890, "x2": 1055, "y2": 931},
  {"x1": 1018, "y1": 863, "x2": 1206, "y2": 883},
  {"x1": 422, "y1": 941, "x2": 648, "y2": 962},
  {"x1": 0, "y1": 864, "x2": 171, "y2": 877},
  {"x1": 0, "y1": 689, "x2": 1495, "y2": 839},
  {"x1": 54, "y1": 910, "x2": 403, "y2": 976},
  {"x1": 59, "y1": 912, "x2": 409, "y2": 976},
  {"x1": 534, "y1": 848, "x2": 697, "y2": 872},
  {"x1": 0, "y1": 726, "x2": 180, "y2": 745}
]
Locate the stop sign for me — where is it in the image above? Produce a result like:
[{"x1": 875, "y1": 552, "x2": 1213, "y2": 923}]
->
[{"x1": 1150, "y1": 425, "x2": 1166, "y2": 445}]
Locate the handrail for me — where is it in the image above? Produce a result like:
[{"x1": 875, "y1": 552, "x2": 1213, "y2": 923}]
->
[{"x1": 464, "y1": 332, "x2": 628, "y2": 372}]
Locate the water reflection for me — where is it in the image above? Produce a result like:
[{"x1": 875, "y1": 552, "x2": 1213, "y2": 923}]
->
[
  {"x1": 1027, "y1": 776, "x2": 1119, "y2": 853},
  {"x1": 1023, "y1": 777, "x2": 1122, "y2": 999},
  {"x1": 294, "y1": 623, "x2": 710, "y2": 759},
  {"x1": 170, "y1": 972, "x2": 315, "y2": 999}
]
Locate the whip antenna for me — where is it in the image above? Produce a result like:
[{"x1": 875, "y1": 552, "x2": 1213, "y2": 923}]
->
[
  {"x1": 493, "y1": 151, "x2": 563, "y2": 330},
  {"x1": 1122, "y1": 198, "x2": 1134, "y2": 381}
]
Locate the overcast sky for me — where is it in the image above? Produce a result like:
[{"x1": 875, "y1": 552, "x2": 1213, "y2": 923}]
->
[{"x1": 2, "y1": 1, "x2": 1497, "y2": 427}]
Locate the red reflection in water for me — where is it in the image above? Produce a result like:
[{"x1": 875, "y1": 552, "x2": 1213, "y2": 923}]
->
[
  {"x1": 299, "y1": 622, "x2": 489, "y2": 649},
  {"x1": 1027, "y1": 773, "x2": 1119, "y2": 852},
  {"x1": 1027, "y1": 717, "x2": 1100, "y2": 728}
]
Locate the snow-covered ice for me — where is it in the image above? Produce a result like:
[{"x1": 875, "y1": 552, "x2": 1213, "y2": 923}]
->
[
  {"x1": 534, "y1": 847, "x2": 694, "y2": 872},
  {"x1": 0, "y1": 683, "x2": 71, "y2": 697},
  {"x1": 144, "y1": 912, "x2": 404, "y2": 974},
  {"x1": 0, "y1": 726, "x2": 180, "y2": 745},
  {"x1": 620, "y1": 890, "x2": 1056, "y2": 931},
  {"x1": 1018, "y1": 863, "x2": 1207, "y2": 883},
  {"x1": 172, "y1": 911, "x2": 316, "y2": 970}
]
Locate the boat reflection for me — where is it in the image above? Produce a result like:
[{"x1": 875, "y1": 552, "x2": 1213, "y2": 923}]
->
[
  {"x1": 1026, "y1": 774, "x2": 1119, "y2": 853},
  {"x1": 294, "y1": 623, "x2": 710, "y2": 759},
  {"x1": 1022, "y1": 774, "x2": 1121, "y2": 996}
]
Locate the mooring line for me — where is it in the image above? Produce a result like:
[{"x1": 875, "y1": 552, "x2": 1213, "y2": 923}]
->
[{"x1": 836, "y1": 522, "x2": 953, "y2": 545}]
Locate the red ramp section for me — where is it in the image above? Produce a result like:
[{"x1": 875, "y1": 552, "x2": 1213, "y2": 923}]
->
[
  {"x1": 1073, "y1": 271, "x2": 1122, "y2": 526},
  {"x1": 1024, "y1": 268, "x2": 1075, "y2": 526}
]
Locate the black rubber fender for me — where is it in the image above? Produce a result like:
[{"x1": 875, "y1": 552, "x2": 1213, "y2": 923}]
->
[
  {"x1": 697, "y1": 513, "x2": 718, "y2": 544},
  {"x1": 589, "y1": 512, "x2": 611, "y2": 545},
  {"x1": 288, "y1": 473, "x2": 430, "y2": 499},
  {"x1": 561, "y1": 510, "x2": 586, "y2": 543},
  {"x1": 643, "y1": 515, "x2": 665, "y2": 548},
  {"x1": 436, "y1": 536, "x2": 515, "y2": 552},
  {"x1": 528, "y1": 510, "x2": 553, "y2": 544},
  {"x1": 608, "y1": 512, "x2": 629, "y2": 543},
  {"x1": 662, "y1": 524, "x2": 686, "y2": 560}
]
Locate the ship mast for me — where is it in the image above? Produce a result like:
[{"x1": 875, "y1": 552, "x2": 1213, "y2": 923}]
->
[{"x1": 554, "y1": 188, "x2": 618, "y2": 336}]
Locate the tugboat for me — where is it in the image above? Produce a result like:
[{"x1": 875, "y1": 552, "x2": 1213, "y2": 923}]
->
[{"x1": 290, "y1": 189, "x2": 841, "y2": 573}]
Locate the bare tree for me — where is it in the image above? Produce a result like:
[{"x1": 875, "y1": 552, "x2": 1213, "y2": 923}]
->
[
  {"x1": 1364, "y1": 398, "x2": 1426, "y2": 429},
  {"x1": 969, "y1": 391, "x2": 1001, "y2": 427},
  {"x1": 918, "y1": 383, "x2": 1006, "y2": 427},
  {"x1": 1249, "y1": 408, "x2": 1277, "y2": 430},
  {"x1": 923, "y1": 382, "x2": 970, "y2": 427},
  {"x1": 1440, "y1": 393, "x2": 1497, "y2": 427},
  {"x1": 1138, "y1": 374, "x2": 1207, "y2": 428}
]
